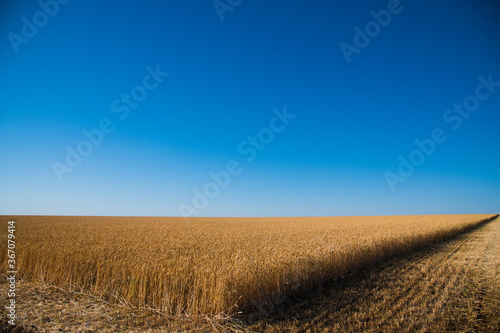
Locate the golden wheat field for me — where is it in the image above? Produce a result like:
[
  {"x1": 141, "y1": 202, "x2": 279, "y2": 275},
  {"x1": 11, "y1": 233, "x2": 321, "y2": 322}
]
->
[{"x1": 0, "y1": 214, "x2": 497, "y2": 326}]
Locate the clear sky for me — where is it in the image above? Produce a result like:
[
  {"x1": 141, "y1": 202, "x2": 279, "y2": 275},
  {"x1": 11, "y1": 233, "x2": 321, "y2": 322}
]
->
[{"x1": 1, "y1": 0, "x2": 499, "y2": 217}]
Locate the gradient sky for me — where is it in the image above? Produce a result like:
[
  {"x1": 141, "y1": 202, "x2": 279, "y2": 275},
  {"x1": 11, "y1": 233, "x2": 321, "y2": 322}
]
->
[{"x1": 1, "y1": 0, "x2": 499, "y2": 217}]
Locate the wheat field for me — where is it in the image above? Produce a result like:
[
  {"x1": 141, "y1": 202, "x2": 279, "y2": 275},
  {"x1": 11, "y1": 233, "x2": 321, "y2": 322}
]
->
[{"x1": 0, "y1": 214, "x2": 496, "y2": 320}]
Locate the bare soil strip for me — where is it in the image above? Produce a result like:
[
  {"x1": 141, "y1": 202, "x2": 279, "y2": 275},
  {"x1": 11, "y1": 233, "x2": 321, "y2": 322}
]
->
[{"x1": 1, "y1": 216, "x2": 499, "y2": 332}]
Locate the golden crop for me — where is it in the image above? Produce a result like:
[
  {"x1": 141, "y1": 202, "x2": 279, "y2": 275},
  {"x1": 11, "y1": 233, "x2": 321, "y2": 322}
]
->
[{"x1": 0, "y1": 214, "x2": 495, "y2": 318}]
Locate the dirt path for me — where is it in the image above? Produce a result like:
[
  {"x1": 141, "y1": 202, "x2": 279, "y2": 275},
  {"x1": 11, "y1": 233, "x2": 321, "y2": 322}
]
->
[
  {"x1": 247, "y1": 217, "x2": 500, "y2": 332},
  {"x1": 1, "y1": 217, "x2": 499, "y2": 332}
]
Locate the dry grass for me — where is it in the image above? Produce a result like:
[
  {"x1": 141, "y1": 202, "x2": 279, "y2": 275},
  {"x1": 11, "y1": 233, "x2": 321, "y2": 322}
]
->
[{"x1": 0, "y1": 214, "x2": 497, "y2": 321}]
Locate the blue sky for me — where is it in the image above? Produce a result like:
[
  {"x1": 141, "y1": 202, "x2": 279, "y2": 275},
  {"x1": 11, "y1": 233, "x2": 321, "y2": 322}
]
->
[{"x1": 1, "y1": 0, "x2": 499, "y2": 217}]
